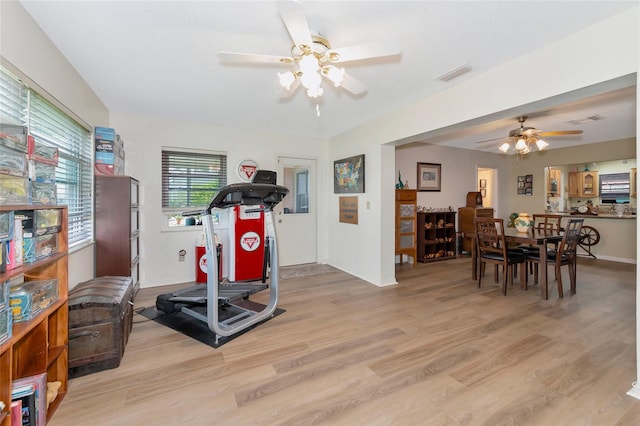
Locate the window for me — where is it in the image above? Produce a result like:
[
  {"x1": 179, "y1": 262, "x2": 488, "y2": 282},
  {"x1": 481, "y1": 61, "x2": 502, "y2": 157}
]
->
[
  {"x1": 600, "y1": 172, "x2": 630, "y2": 203},
  {"x1": 1, "y1": 66, "x2": 93, "y2": 249},
  {"x1": 161, "y1": 148, "x2": 227, "y2": 227}
]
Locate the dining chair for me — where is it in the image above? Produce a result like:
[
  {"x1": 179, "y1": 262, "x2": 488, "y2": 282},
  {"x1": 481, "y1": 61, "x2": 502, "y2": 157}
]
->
[
  {"x1": 512, "y1": 213, "x2": 564, "y2": 274},
  {"x1": 525, "y1": 218, "x2": 584, "y2": 298},
  {"x1": 474, "y1": 217, "x2": 527, "y2": 296}
]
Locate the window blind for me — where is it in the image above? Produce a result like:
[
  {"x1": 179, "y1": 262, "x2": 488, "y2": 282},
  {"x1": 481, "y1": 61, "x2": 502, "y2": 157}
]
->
[
  {"x1": 162, "y1": 149, "x2": 227, "y2": 210},
  {"x1": 1, "y1": 66, "x2": 93, "y2": 248},
  {"x1": 599, "y1": 172, "x2": 630, "y2": 201},
  {"x1": 28, "y1": 93, "x2": 93, "y2": 246}
]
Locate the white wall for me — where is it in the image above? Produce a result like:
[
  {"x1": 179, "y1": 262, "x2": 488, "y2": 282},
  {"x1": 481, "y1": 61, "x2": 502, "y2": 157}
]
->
[
  {"x1": 110, "y1": 112, "x2": 327, "y2": 287},
  {"x1": 395, "y1": 144, "x2": 508, "y2": 213},
  {"x1": 0, "y1": 1, "x2": 110, "y2": 287}
]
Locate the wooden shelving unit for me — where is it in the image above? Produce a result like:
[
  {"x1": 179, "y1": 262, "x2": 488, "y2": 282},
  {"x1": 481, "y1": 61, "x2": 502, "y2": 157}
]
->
[
  {"x1": 0, "y1": 205, "x2": 68, "y2": 426},
  {"x1": 417, "y1": 211, "x2": 457, "y2": 263},
  {"x1": 395, "y1": 189, "x2": 417, "y2": 266}
]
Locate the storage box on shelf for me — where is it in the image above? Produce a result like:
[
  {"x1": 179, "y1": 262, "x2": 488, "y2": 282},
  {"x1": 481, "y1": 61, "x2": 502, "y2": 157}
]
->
[
  {"x1": 417, "y1": 211, "x2": 457, "y2": 262},
  {"x1": 0, "y1": 205, "x2": 68, "y2": 426}
]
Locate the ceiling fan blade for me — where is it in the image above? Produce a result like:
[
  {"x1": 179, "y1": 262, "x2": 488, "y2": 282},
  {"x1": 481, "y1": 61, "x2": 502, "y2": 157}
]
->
[
  {"x1": 335, "y1": 73, "x2": 367, "y2": 95},
  {"x1": 538, "y1": 130, "x2": 584, "y2": 137},
  {"x1": 277, "y1": 1, "x2": 313, "y2": 50},
  {"x1": 326, "y1": 42, "x2": 400, "y2": 63},
  {"x1": 218, "y1": 51, "x2": 293, "y2": 65},
  {"x1": 475, "y1": 136, "x2": 511, "y2": 145}
]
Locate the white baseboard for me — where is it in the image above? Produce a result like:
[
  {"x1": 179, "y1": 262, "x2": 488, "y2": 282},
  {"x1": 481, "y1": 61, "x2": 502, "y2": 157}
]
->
[{"x1": 627, "y1": 382, "x2": 640, "y2": 400}]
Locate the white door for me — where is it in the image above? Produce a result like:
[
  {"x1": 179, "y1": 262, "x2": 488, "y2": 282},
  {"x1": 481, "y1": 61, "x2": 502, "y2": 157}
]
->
[{"x1": 275, "y1": 157, "x2": 317, "y2": 266}]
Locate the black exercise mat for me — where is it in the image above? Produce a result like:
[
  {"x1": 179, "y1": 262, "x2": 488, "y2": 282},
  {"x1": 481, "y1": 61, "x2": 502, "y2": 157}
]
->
[{"x1": 138, "y1": 301, "x2": 284, "y2": 348}]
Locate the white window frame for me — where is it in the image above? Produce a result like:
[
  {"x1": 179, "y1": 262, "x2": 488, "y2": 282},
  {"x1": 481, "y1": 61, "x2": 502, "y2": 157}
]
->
[{"x1": 161, "y1": 147, "x2": 227, "y2": 231}]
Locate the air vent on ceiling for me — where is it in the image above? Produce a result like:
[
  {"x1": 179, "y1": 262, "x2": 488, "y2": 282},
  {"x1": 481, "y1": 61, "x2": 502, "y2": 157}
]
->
[
  {"x1": 434, "y1": 64, "x2": 472, "y2": 82},
  {"x1": 567, "y1": 114, "x2": 605, "y2": 125}
]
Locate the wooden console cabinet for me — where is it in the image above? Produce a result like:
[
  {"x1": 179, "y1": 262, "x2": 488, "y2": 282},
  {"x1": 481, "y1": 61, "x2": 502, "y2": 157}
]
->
[
  {"x1": 417, "y1": 211, "x2": 457, "y2": 262},
  {"x1": 395, "y1": 189, "x2": 417, "y2": 266},
  {"x1": 0, "y1": 205, "x2": 68, "y2": 425},
  {"x1": 458, "y1": 207, "x2": 494, "y2": 254},
  {"x1": 95, "y1": 176, "x2": 140, "y2": 286}
]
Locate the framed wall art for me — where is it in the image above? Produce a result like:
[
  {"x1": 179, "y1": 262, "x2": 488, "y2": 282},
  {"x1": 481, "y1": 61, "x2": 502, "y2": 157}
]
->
[
  {"x1": 517, "y1": 174, "x2": 533, "y2": 195},
  {"x1": 417, "y1": 162, "x2": 441, "y2": 191},
  {"x1": 334, "y1": 154, "x2": 365, "y2": 193}
]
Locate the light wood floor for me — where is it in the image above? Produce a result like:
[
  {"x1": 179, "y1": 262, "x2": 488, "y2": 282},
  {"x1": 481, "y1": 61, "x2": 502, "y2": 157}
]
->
[{"x1": 50, "y1": 257, "x2": 639, "y2": 425}]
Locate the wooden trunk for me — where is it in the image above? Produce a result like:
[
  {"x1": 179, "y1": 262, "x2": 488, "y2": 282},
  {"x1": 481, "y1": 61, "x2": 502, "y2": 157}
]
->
[{"x1": 68, "y1": 276, "x2": 138, "y2": 378}]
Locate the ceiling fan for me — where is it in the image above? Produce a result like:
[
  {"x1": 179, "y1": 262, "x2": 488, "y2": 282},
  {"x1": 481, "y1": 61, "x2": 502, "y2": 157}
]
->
[
  {"x1": 476, "y1": 116, "x2": 584, "y2": 154},
  {"x1": 217, "y1": 1, "x2": 400, "y2": 102}
]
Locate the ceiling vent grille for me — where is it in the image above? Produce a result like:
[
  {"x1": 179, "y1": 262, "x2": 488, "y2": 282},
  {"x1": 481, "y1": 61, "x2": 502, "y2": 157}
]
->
[{"x1": 567, "y1": 114, "x2": 605, "y2": 125}]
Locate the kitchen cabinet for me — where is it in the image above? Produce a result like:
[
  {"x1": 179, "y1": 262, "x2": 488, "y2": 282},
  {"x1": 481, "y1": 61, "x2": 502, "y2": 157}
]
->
[
  {"x1": 547, "y1": 168, "x2": 561, "y2": 195},
  {"x1": 568, "y1": 171, "x2": 598, "y2": 198}
]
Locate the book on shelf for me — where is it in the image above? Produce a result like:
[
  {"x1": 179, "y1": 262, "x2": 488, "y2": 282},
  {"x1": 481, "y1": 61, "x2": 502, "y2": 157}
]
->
[{"x1": 12, "y1": 373, "x2": 46, "y2": 426}]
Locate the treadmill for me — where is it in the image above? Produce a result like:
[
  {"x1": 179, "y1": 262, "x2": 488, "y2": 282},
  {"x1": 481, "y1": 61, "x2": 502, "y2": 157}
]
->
[{"x1": 156, "y1": 174, "x2": 288, "y2": 344}]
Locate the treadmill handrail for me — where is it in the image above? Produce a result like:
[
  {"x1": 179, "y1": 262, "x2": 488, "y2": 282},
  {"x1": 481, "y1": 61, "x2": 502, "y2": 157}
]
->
[{"x1": 206, "y1": 182, "x2": 289, "y2": 213}]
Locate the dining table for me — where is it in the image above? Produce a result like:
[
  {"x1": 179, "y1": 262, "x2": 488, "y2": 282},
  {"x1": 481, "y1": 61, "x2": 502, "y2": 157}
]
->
[{"x1": 471, "y1": 227, "x2": 564, "y2": 300}]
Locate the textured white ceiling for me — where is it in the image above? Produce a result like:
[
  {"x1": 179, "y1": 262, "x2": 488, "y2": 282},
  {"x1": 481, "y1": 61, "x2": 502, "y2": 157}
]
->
[{"x1": 18, "y1": 0, "x2": 637, "y2": 150}]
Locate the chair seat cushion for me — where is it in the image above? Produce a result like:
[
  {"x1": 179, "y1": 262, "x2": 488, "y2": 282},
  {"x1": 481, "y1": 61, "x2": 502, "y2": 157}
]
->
[
  {"x1": 526, "y1": 250, "x2": 570, "y2": 262},
  {"x1": 481, "y1": 252, "x2": 525, "y2": 262}
]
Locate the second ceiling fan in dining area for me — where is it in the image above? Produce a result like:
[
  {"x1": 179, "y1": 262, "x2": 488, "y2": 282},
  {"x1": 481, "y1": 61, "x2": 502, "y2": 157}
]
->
[
  {"x1": 217, "y1": 1, "x2": 401, "y2": 102},
  {"x1": 477, "y1": 116, "x2": 584, "y2": 155}
]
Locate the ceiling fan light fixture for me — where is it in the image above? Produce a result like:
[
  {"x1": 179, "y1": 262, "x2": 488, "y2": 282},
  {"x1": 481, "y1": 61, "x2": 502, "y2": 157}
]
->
[
  {"x1": 499, "y1": 142, "x2": 511, "y2": 153},
  {"x1": 535, "y1": 139, "x2": 549, "y2": 150},
  {"x1": 324, "y1": 65, "x2": 345, "y2": 86},
  {"x1": 300, "y1": 69, "x2": 321, "y2": 90},
  {"x1": 278, "y1": 71, "x2": 296, "y2": 90},
  {"x1": 514, "y1": 138, "x2": 527, "y2": 151},
  {"x1": 306, "y1": 86, "x2": 323, "y2": 98},
  {"x1": 299, "y1": 54, "x2": 319, "y2": 74}
]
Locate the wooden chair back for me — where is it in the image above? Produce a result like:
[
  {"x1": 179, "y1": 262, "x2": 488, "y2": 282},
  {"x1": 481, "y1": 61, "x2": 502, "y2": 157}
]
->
[
  {"x1": 556, "y1": 218, "x2": 584, "y2": 260},
  {"x1": 533, "y1": 214, "x2": 563, "y2": 232},
  {"x1": 474, "y1": 217, "x2": 505, "y2": 257}
]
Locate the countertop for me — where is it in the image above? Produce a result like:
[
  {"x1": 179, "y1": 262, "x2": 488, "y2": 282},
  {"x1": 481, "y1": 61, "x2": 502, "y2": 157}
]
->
[{"x1": 547, "y1": 211, "x2": 636, "y2": 219}]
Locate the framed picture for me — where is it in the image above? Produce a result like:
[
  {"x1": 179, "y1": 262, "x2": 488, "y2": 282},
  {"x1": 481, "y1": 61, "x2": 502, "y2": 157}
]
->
[
  {"x1": 479, "y1": 179, "x2": 487, "y2": 189},
  {"x1": 480, "y1": 188, "x2": 487, "y2": 198},
  {"x1": 417, "y1": 162, "x2": 441, "y2": 192},
  {"x1": 334, "y1": 154, "x2": 365, "y2": 193}
]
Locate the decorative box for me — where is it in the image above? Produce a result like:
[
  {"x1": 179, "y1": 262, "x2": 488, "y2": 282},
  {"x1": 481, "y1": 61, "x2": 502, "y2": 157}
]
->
[
  {"x1": 15, "y1": 209, "x2": 61, "y2": 237},
  {"x1": 0, "y1": 307, "x2": 12, "y2": 345},
  {"x1": 0, "y1": 145, "x2": 28, "y2": 177},
  {"x1": 0, "y1": 175, "x2": 29, "y2": 205},
  {"x1": 28, "y1": 160, "x2": 56, "y2": 183},
  {"x1": 29, "y1": 181, "x2": 57, "y2": 205},
  {"x1": 9, "y1": 279, "x2": 59, "y2": 323},
  {"x1": 22, "y1": 233, "x2": 57, "y2": 263},
  {"x1": 0, "y1": 280, "x2": 9, "y2": 311},
  {"x1": 68, "y1": 276, "x2": 136, "y2": 378},
  {"x1": 27, "y1": 137, "x2": 59, "y2": 166},
  {"x1": 6, "y1": 218, "x2": 23, "y2": 270},
  {"x1": 0, "y1": 211, "x2": 13, "y2": 241},
  {"x1": 0, "y1": 243, "x2": 5, "y2": 274},
  {"x1": 0, "y1": 123, "x2": 28, "y2": 153}
]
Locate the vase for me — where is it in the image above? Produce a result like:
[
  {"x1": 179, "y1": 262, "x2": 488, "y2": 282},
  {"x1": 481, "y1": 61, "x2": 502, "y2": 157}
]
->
[{"x1": 514, "y1": 212, "x2": 532, "y2": 233}]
